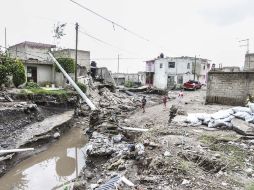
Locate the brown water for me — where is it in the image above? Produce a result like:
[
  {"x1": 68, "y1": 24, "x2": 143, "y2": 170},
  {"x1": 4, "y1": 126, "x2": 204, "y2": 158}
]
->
[{"x1": 0, "y1": 127, "x2": 88, "y2": 190}]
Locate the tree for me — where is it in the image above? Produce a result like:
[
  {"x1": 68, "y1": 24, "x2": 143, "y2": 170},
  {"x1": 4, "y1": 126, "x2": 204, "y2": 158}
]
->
[
  {"x1": 12, "y1": 60, "x2": 26, "y2": 87},
  {"x1": 56, "y1": 58, "x2": 75, "y2": 73}
]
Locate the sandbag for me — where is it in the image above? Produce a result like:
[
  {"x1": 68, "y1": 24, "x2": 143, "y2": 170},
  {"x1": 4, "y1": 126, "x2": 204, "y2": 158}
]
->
[
  {"x1": 232, "y1": 107, "x2": 251, "y2": 114},
  {"x1": 248, "y1": 103, "x2": 254, "y2": 113},
  {"x1": 234, "y1": 112, "x2": 251, "y2": 120},
  {"x1": 211, "y1": 109, "x2": 234, "y2": 120}
]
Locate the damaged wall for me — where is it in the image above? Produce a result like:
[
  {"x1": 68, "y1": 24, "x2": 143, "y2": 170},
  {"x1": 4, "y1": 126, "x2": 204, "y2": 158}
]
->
[{"x1": 206, "y1": 72, "x2": 254, "y2": 105}]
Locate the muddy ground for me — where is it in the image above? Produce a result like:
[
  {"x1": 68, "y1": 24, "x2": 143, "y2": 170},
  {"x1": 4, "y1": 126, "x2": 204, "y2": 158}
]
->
[
  {"x1": 77, "y1": 89, "x2": 254, "y2": 190},
  {"x1": 1, "y1": 87, "x2": 254, "y2": 190}
]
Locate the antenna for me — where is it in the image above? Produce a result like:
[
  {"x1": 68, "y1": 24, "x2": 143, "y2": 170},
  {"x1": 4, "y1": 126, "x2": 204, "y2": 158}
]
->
[{"x1": 239, "y1": 38, "x2": 249, "y2": 53}]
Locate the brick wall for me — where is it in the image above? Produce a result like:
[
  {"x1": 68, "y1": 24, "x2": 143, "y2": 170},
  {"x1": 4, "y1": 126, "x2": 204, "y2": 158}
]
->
[{"x1": 206, "y1": 72, "x2": 254, "y2": 106}]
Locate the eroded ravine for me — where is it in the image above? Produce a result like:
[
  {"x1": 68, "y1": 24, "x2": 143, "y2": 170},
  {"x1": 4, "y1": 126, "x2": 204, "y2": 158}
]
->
[{"x1": 0, "y1": 127, "x2": 88, "y2": 190}]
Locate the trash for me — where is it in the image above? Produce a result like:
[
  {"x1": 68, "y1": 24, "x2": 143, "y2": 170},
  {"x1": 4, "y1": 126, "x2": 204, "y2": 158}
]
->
[
  {"x1": 121, "y1": 126, "x2": 149, "y2": 132},
  {"x1": 96, "y1": 175, "x2": 134, "y2": 190},
  {"x1": 53, "y1": 132, "x2": 60, "y2": 138},
  {"x1": 135, "y1": 143, "x2": 145, "y2": 156}
]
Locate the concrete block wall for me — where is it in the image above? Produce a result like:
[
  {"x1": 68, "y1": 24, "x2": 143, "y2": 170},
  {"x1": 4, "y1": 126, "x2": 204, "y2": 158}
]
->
[{"x1": 206, "y1": 72, "x2": 254, "y2": 106}]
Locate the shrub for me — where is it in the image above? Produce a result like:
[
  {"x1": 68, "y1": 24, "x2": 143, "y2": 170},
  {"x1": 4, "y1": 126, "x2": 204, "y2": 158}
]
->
[
  {"x1": 56, "y1": 58, "x2": 75, "y2": 73},
  {"x1": 77, "y1": 82, "x2": 87, "y2": 93},
  {"x1": 0, "y1": 64, "x2": 8, "y2": 86},
  {"x1": 124, "y1": 80, "x2": 134, "y2": 88},
  {"x1": 12, "y1": 60, "x2": 26, "y2": 87},
  {"x1": 26, "y1": 82, "x2": 40, "y2": 89}
]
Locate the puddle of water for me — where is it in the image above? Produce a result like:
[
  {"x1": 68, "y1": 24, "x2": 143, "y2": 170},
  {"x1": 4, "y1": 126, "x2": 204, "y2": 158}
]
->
[{"x1": 0, "y1": 127, "x2": 88, "y2": 190}]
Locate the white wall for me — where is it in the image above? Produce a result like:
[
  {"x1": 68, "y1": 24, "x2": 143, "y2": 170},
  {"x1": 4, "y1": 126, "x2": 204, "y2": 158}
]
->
[
  {"x1": 153, "y1": 59, "x2": 168, "y2": 89},
  {"x1": 9, "y1": 44, "x2": 52, "y2": 63},
  {"x1": 25, "y1": 64, "x2": 53, "y2": 84}
]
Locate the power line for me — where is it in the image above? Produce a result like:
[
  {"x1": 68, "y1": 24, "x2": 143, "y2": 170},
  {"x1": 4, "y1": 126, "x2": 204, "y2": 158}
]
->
[
  {"x1": 79, "y1": 28, "x2": 138, "y2": 55},
  {"x1": 69, "y1": 0, "x2": 150, "y2": 42}
]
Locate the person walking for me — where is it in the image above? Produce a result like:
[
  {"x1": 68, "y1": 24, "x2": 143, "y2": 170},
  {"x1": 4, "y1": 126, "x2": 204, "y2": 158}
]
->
[
  {"x1": 141, "y1": 96, "x2": 147, "y2": 113},
  {"x1": 163, "y1": 95, "x2": 167, "y2": 110},
  {"x1": 178, "y1": 89, "x2": 184, "y2": 103}
]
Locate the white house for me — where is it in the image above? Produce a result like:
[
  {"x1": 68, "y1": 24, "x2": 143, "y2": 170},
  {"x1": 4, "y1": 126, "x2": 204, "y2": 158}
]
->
[
  {"x1": 8, "y1": 41, "x2": 56, "y2": 84},
  {"x1": 112, "y1": 72, "x2": 146, "y2": 86},
  {"x1": 8, "y1": 41, "x2": 91, "y2": 86},
  {"x1": 148, "y1": 56, "x2": 211, "y2": 90}
]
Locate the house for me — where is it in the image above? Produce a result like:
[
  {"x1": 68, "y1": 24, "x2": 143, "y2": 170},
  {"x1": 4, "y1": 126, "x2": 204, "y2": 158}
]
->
[
  {"x1": 8, "y1": 41, "x2": 56, "y2": 84},
  {"x1": 8, "y1": 42, "x2": 91, "y2": 86},
  {"x1": 112, "y1": 72, "x2": 146, "y2": 86},
  {"x1": 52, "y1": 49, "x2": 90, "y2": 76},
  {"x1": 147, "y1": 56, "x2": 211, "y2": 90},
  {"x1": 244, "y1": 53, "x2": 254, "y2": 71}
]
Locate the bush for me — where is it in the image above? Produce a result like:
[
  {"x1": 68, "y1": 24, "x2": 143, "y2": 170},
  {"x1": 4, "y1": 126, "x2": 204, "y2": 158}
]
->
[
  {"x1": 56, "y1": 58, "x2": 75, "y2": 73},
  {"x1": 12, "y1": 60, "x2": 26, "y2": 87},
  {"x1": 77, "y1": 82, "x2": 87, "y2": 93},
  {"x1": 0, "y1": 64, "x2": 8, "y2": 86},
  {"x1": 124, "y1": 80, "x2": 134, "y2": 88},
  {"x1": 26, "y1": 82, "x2": 40, "y2": 89}
]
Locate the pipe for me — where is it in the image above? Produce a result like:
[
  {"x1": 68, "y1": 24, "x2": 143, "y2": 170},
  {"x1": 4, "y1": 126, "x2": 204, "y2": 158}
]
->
[
  {"x1": 0, "y1": 148, "x2": 34, "y2": 154},
  {"x1": 48, "y1": 52, "x2": 97, "y2": 110}
]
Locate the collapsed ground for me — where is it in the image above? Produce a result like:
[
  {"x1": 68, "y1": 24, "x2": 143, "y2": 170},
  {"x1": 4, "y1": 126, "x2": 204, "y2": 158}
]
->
[
  {"x1": 76, "y1": 89, "x2": 254, "y2": 190},
  {"x1": 0, "y1": 85, "x2": 254, "y2": 190}
]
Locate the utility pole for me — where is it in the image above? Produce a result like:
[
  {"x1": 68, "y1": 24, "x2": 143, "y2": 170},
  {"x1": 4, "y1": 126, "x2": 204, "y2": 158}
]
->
[
  {"x1": 239, "y1": 39, "x2": 250, "y2": 69},
  {"x1": 117, "y1": 54, "x2": 119, "y2": 73},
  {"x1": 116, "y1": 54, "x2": 119, "y2": 86},
  {"x1": 75, "y1": 23, "x2": 79, "y2": 83},
  {"x1": 194, "y1": 55, "x2": 196, "y2": 80},
  {"x1": 4, "y1": 27, "x2": 7, "y2": 54}
]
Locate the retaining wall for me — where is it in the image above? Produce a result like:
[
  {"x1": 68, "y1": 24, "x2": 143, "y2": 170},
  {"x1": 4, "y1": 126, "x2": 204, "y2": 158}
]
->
[{"x1": 206, "y1": 72, "x2": 254, "y2": 106}]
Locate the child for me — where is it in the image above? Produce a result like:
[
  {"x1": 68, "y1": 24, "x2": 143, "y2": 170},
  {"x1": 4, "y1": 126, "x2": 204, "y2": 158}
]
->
[{"x1": 141, "y1": 96, "x2": 147, "y2": 113}]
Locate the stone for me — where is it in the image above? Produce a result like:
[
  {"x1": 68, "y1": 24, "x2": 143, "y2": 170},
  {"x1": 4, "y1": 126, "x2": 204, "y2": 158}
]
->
[
  {"x1": 214, "y1": 153, "x2": 221, "y2": 158},
  {"x1": 86, "y1": 171, "x2": 94, "y2": 179},
  {"x1": 163, "y1": 151, "x2": 171, "y2": 157},
  {"x1": 245, "y1": 168, "x2": 253, "y2": 174},
  {"x1": 53, "y1": 132, "x2": 60, "y2": 138},
  {"x1": 231, "y1": 118, "x2": 254, "y2": 136},
  {"x1": 90, "y1": 184, "x2": 99, "y2": 189},
  {"x1": 182, "y1": 179, "x2": 190, "y2": 185},
  {"x1": 221, "y1": 182, "x2": 227, "y2": 186}
]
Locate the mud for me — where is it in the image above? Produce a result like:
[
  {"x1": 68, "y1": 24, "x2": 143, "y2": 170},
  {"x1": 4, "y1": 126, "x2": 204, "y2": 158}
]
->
[{"x1": 0, "y1": 127, "x2": 88, "y2": 190}]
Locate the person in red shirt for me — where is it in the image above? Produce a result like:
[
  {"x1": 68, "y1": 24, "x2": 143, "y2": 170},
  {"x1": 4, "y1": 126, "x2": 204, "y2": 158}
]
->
[{"x1": 178, "y1": 89, "x2": 184, "y2": 103}]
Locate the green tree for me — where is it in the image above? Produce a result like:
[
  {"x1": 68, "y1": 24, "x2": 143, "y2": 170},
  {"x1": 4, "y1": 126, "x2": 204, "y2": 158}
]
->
[
  {"x1": 12, "y1": 60, "x2": 26, "y2": 87},
  {"x1": 56, "y1": 58, "x2": 75, "y2": 73}
]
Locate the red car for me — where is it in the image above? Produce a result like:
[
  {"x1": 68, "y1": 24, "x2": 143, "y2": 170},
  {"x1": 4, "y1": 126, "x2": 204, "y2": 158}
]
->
[{"x1": 183, "y1": 80, "x2": 202, "y2": 90}]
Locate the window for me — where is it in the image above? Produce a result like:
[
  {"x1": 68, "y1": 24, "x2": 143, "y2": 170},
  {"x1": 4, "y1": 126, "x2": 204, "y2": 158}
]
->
[
  {"x1": 160, "y1": 63, "x2": 163, "y2": 68},
  {"x1": 187, "y1": 63, "x2": 190, "y2": 69},
  {"x1": 168, "y1": 62, "x2": 175, "y2": 68},
  {"x1": 203, "y1": 65, "x2": 206, "y2": 70}
]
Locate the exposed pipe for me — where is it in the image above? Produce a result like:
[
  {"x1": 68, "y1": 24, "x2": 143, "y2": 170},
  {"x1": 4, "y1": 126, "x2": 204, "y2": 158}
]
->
[{"x1": 48, "y1": 52, "x2": 97, "y2": 110}]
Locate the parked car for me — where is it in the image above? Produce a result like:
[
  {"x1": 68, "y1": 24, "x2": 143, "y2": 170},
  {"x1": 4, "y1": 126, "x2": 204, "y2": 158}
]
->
[{"x1": 183, "y1": 80, "x2": 202, "y2": 90}]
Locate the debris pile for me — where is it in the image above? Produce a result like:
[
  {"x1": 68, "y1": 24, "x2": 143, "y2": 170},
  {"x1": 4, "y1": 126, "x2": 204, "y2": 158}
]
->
[{"x1": 182, "y1": 105, "x2": 254, "y2": 135}]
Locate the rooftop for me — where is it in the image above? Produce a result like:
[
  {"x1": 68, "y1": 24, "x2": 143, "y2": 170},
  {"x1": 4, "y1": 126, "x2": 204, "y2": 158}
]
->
[{"x1": 9, "y1": 41, "x2": 56, "y2": 49}]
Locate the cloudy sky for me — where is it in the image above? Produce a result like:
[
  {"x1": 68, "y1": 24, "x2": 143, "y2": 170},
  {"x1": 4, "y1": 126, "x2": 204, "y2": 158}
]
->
[{"x1": 0, "y1": 0, "x2": 254, "y2": 72}]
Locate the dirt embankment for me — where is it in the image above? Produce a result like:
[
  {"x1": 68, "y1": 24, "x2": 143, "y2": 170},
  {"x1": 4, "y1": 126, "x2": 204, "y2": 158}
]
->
[{"x1": 0, "y1": 94, "x2": 77, "y2": 177}]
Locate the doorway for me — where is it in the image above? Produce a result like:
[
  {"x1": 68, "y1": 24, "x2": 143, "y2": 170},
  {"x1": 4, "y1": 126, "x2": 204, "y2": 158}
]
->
[{"x1": 27, "y1": 66, "x2": 37, "y2": 83}]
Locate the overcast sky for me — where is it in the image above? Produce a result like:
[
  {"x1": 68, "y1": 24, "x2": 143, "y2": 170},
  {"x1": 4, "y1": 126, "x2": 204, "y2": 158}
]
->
[{"x1": 0, "y1": 0, "x2": 254, "y2": 72}]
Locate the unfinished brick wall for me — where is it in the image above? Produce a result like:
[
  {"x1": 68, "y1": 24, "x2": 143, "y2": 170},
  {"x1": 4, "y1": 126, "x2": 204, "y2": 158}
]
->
[{"x1": 206, "y1": 72, "x2": 254, "y2": 106}]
